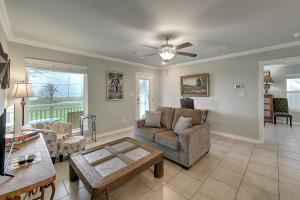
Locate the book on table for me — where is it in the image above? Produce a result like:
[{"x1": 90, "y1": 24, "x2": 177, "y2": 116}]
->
[{"x1": 5, "y1": 131, "x2": 39, "y2": 145}]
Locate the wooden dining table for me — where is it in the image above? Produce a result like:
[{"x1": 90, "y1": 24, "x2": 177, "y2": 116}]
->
[{"x1": 0, "y1": 134, "x2": 56, "y2": 200}]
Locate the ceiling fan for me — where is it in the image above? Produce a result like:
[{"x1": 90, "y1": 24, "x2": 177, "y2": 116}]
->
[{"x1": 142, "y1": 35, "x2": 197, "y2": 64}]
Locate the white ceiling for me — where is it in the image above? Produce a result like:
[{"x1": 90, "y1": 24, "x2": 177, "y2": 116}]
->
[{"x1": 4, "y1": 0, "x2": 300, "y2": 67}]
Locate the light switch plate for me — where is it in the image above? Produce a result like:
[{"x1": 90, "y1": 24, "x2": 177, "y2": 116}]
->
[{"x1": 238, "y1": 92, "x2": 246, "y2": 97}]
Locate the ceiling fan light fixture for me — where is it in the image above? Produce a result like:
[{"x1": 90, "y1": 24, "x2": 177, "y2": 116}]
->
[{"x1": 159, "y1": 45, "x2": 176, "y2": 61}]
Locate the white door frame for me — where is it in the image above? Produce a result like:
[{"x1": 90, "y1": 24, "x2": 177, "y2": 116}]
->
[
  {"x1": 135, "y1": 72, "x2": 155, "y2": 119},
  {"x1": 258, "y1": 55, "x2": 300, "y2": 143}
]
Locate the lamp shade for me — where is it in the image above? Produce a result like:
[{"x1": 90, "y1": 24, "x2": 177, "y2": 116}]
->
[
  {"x1": 264, "y1": 75, "x2": 274, "y2": 84},
  {"x1": 11, "y1": 82, "x2": 34, "y2": 98}
]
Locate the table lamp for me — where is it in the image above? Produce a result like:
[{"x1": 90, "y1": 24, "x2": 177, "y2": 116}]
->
[
  {"x1": 264, "y1": 74, "x2": 274, "y2": 95},
  {"x1": 11, "y1": 82, "x2": 34, "y2": 125}
]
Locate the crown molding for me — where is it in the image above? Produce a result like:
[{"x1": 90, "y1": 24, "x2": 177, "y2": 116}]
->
[
  {"x1": 11, "y1": 37, "x2": 159, "y2": 70},
  {"x1": 162, "y1": 40, "x2": 300, "y2": 70},
  {"x1": 0, "y1": 0, "x2": 12, "y2": 40}
]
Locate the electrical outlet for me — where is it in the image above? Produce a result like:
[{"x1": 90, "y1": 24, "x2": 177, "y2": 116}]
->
[{"x1": 122, "y1": 117, "x2": 126, "y2": 123}]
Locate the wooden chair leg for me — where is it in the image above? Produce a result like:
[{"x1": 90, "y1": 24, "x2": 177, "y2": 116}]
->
[
  {"x1": 59, "y1": 155, "x2": 64, "y2": 162},
  {"x1": 50, "y1": 182, "x2": 55, "y2": 200},
  {"x1": 290, "y1": 116, "x2": 293, "y2": 127},
  {"x1": 274, "y1": 116, "x2": 277, "y2": 125}
]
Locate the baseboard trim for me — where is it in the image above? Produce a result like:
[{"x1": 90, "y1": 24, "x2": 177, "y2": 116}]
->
[
  {"x1": 96, "y1": 126, "x2": 134, "y2": 139},
  {"x1": 211, "y1": 131, "x2": 262, "y2": 144}
]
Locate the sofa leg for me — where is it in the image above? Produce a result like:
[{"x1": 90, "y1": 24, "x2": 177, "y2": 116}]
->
[
  {"x1": 59, "y1": 155, "x2": 64, "y2": 162},
  {"x1": 51, "y1": 157, "x2": 56, "y2": 164},
  {"x1": 182, "y1": 165, "x2": 191, "y2": 170}
]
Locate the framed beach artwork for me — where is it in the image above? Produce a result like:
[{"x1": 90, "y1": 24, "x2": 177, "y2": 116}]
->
[
  {"x1": 180, "y1": 73, "x2": 209, "y2": 97},
  {"x1": 106, "y1": 71, "x2": 124, "y2": 101}
]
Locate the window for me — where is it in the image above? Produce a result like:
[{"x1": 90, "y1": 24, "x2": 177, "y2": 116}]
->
[
  {"x1": 26, "y1": 59, "x2": 87, "y2": 125},
  {"x1": 287, "y1": 77, "x2": 300, "y2": 111}
]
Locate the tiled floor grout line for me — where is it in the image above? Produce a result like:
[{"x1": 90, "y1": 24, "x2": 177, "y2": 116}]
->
[
  {"x1": 188, "y1": 138, "x2": 239, "y2": 200},
  {"x1": 277, "y1": 125, "x2": 300, "y2": 199},
  {"x1": 185, "y1": 137, "x2": 230, "y2": 200},
  {"x1": 55, "y1": 179, "x2": 70, "y2": 200},
  {"x1": 232, "y1": 143, "x2": 255, "y2": 200},
  {"x1": 275, "y1": 125, "x2": 281, "y2": 200},
  {"x1": 187, "y1": 158, "x2": 220, "y2": 200}
]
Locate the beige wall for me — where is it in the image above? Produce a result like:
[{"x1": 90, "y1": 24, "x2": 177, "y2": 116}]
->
[
  {"x1": 0, "y1": 23, "x2": 7, "y2": 51},
  {"x1": 8, "y1": 42, "x2": 160, "y2": 134},
  {"x1": 160, "y1": 45, "x2": 300, "y2": 140}
]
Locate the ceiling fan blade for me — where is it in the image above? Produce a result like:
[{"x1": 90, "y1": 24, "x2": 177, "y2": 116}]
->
[
  {"x1": 141, "y1": 45, "x2": 159, "y2": 49},
  {"x1": 145, "y1": 52, "x2": 157, "y2": 56},
  {"x1": 175, "y1": 42, "x2": 193, "y2": 50},
  {"x1": 176, "y1": 51, "x2": 197, "y2": 57}
]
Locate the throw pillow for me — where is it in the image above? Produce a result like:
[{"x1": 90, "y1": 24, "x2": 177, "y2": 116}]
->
[
  {"x1": 144, "y1": 111, "x2": 162, "y2": 128},
  {"x1": 174, "y1": 116, "x2": 192, "y2": 134}
]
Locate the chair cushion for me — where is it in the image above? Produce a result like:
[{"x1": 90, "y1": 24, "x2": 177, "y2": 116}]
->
[
  {"x1": 155, "y1": 131, "x2": 179, "y2": 150},
  {"x1": 57, "y1": 133, "x2": 72, "y2": 143},
  {"x1": 44, "y1": 122, "x2": 72, "y2": 136},
  {"x1": 136, "y1": 127, "x2": 168, "y2": 141},
  {"x1": 273, "y1": 98, "x2": 289, "y2": 113},
  {"x1": 172, "y1": 108, "x2": 202, "y2": 129},
  {"x1": 145, "y1": 111, "x2": 162, "y2": 128},
  {"x1": 274, "y1": 112, "x2": 292, "y2": 117},
  {"x1": 59, "y1": 136, "x2": 86, "y2": 155},
  {"x1": 157, "y1": 107, "x2": 175, "y2": 129}
]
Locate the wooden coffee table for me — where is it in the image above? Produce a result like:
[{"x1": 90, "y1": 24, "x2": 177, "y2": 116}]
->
[{"x1": 69, "y1": 137, "x2": 164, "y2": 200}]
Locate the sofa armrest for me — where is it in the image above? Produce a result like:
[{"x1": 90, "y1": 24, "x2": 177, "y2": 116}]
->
[
  {"x1": 134, "y1": 119, "x2": 145, "y2": 129},
  {"x1": 178, "y1": 124, "x2": 210, "y2": 167}
]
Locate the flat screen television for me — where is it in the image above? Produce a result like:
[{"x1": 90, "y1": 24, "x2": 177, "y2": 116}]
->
[
  {"x1": 0, "y1": 104, "x2": 15, "y2": 176},
  {"x1": 0, "y1": 109, "x2": 6, "y2": 176}
]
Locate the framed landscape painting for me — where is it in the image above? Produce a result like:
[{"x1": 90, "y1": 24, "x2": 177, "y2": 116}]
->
[
  {"x1": 106, "y1": 71, "x2": 124, "y2": 100},
  {"x1": 181, "y1": 73, "x2": 209, "y2": 97}
]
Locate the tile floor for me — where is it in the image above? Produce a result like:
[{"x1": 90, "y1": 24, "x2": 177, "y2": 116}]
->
[{"x1": 39, "y1": 124, "x2": 300, "y2": 199}]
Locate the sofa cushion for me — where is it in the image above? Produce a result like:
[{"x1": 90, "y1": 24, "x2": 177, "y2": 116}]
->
[
  {"x1": 155, "y1": 131, "x2": 179, "y2": 151},
  {"x1": 145, "y1": 111, "x2": 162, "y2": 127},
  {"x1": 157, "y1": 107, "x2": 175, "y2": 129},
  {"x1": 172, "y1": 108, "x2": 202, "y2": 129},
  {"x1": 136, "y1": 127, "x2": 168, "y2": 141},
  {"x1": 174, "y1": 116, "x2": 192, "y2": 135}
]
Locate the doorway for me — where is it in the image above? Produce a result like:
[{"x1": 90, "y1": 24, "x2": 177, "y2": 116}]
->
[
  {"x1": 136, "y1": 73, "x2": 154, "y2": 119},
  {"x1": 259, "y1": 56, "x2": 300, "y2": 143}
]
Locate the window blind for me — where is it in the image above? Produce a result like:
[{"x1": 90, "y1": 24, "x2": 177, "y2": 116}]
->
[{"x1": 25, "y1": 58, "x2": 87, "y2": 74}]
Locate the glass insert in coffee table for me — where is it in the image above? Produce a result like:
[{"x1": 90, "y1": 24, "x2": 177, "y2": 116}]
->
[
  {"x1": 82, "y1": 138, "x2": 151, "y2": 177},
  {"x1": 69, "y1": 137, "x2": 164, "y2": 200}
]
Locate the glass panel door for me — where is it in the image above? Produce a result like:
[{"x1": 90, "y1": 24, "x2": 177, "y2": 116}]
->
[
  {"x1": 138, "y1": 79, "x2": 150, "y2": 119},
  {"x1": 136, "y1": 73, "x2": 154, "y2": 120}
]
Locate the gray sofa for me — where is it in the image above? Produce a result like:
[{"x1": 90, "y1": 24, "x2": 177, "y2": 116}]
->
[{"x1": 134, "y1": 107, "x2": 210, "y2": 169}]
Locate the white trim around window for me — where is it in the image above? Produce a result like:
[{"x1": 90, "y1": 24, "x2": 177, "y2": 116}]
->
[{"x1": 25, "y1": 58, "x2": 87, "y2": 74}]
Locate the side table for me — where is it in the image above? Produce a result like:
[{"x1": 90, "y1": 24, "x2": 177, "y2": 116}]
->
[{"x1": 80, "y1": 114, "x2": 97, "y2": 142}]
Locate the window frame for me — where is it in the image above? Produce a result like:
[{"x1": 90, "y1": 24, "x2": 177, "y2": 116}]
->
[
  {"x1": 286, "y1": 76, "x2": 300, "y2": 112},
  {"x1": 25, "y1": 59, "x2": 88, "y2": 127}
]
